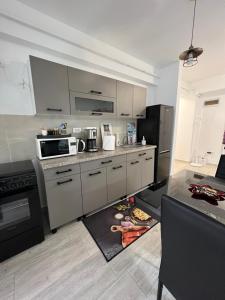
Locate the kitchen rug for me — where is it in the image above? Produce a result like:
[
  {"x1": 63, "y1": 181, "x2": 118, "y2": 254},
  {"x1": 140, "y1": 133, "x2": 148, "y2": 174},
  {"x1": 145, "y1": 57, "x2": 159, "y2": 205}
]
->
[{"x1": 83, "y1": 198, "x2": 158, "y2": 261}]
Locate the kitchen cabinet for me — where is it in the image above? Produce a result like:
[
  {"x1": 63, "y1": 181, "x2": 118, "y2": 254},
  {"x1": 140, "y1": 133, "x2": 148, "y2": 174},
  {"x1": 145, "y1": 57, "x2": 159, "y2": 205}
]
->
[
  {"x1": 81, "y1": 168, "x2": 107, "y2": 214},
  {"x1": 30, "y1": 56, "x2": 70, "y2": 115},
  {"x1": 117, "y1": 81, "x2": 133, "y2": 118},
  {"x1": 70, "y1": 91, "x2": 116, "y2": 117},
  {"x1": 141, "y1": 152, "x2": 155, "y2": 188},
  {"x1": 127, "y1": 149, "x2": 155, "y2": 194},
  {"x1": 45, "y1": 174, "x2": 83, "y2": 230},
  {"x1": 133, "y1": 86, "x2": 146, "y2": 119},
  {"x1": 68, "y1": 67, "x2": 116, "y2": 98},
  {"x1": 107, "y1": 161, "x2": 127, "y2": 203},
  {"x1": 126, "y1": 159, "x2": 142, "y2": 195}
]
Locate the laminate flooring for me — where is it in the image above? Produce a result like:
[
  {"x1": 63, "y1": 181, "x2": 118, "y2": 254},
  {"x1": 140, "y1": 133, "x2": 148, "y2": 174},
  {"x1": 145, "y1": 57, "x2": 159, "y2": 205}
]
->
[{"x1": 0, "y1": 221, "x2": 175, "y2": 300}]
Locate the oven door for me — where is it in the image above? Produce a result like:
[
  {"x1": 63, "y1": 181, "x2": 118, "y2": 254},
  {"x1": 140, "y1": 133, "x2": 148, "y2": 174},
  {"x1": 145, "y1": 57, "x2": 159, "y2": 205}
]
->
[
  {"x1": 39, "y1": 138, "x2": 70, "y2": 159},
  {"x1": 0, "y1": 188, "x2": 42, "y2": 242}
]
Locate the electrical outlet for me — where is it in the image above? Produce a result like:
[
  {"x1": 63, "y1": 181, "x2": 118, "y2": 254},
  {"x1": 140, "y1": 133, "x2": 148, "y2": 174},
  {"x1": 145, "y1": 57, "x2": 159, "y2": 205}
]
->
[{"x1": 73, "y1": 128, "x2": 81, "y2": 133}]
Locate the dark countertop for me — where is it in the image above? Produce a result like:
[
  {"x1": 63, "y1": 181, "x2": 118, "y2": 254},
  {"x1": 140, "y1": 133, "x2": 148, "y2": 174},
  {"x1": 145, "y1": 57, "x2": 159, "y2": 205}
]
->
[{"x1": 136, "y1": 170, "x2": 225, "y2": 225}]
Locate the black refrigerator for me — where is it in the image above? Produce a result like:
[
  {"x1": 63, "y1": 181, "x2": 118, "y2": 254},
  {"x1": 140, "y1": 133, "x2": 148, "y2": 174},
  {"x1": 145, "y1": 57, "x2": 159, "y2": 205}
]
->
[{"x1": 137, "y1": 104, "x2": 174, "y2": 187}]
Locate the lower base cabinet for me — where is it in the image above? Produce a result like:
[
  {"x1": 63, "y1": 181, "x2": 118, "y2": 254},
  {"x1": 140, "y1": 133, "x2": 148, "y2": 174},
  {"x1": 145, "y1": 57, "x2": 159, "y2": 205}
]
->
[
  {"x1": 81, "y1": 168, "x2": 107, "y2": 214},
  {"x1": 45, "y1": 174, "x2": 83, "y2": 230},
  {"x1": 126, "y1": 160, "x2": 142, "y2": 195},
  {"x1": 107, "y1": 162, "x2": 127, "y2": 203},
  {"x1": 141, "y1": 153, "x2": 154, "y2": 188}
]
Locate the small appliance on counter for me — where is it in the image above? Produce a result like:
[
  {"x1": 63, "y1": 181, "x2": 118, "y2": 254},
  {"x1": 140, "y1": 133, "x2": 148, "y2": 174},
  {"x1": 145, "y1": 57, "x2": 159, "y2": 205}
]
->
[
  {"x1": 103, "y1": 135, "x2": 115, "y2": 151},
  {"x1": 84, "y1": 127, "x2": 98, "y2": 152},
  {"x1": 76, "y1": 138, "x2": 86, "y2": 153},
  {"x1": 0, "y1": 160, "x2": 44, "y2": 262},
  {"x1": 36, "y1": 135, "x2": 77, "y2": 160}
]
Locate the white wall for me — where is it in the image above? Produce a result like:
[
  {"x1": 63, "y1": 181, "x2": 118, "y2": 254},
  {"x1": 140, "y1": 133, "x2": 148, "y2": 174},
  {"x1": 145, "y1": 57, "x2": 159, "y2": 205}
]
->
[
  {"x1": 184, "y1": 73, "x2": 225, "y2": 165},
  {"x1": 154, "y1": 62, "x2": 182, "y2": 174},
  {"x1": 175, "y1": 86, "x2": 196, "y2": 162},
  {"x1": 191, "y1": 74, "x2": 225, "y2": 95}
]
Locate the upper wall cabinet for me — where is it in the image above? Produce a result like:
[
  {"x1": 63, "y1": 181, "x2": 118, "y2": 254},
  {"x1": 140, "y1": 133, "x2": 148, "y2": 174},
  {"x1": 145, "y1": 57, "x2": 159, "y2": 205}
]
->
[
  {"x1": 117, "y1": 81, "x2": 133, "y2": 118},
  {"x1": 133, "y1": 86, "x2": 146, "y2": 119},
  {"x1": 68, "y1": 67, "x2": 116, "y2": 98},
  {"x1": 30, "y1": 56, "x2": 70, "y2": 115}
]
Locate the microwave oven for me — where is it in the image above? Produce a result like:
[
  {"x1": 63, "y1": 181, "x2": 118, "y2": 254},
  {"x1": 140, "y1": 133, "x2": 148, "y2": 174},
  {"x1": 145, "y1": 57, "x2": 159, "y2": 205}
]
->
[{"x1": 36, "y1": 137, "x2": 77, "y2": 160}]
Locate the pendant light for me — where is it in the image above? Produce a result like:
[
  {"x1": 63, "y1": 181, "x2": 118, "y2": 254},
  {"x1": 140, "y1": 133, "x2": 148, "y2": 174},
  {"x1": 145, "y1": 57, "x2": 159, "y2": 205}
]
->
[{"x1": 179, "y1": 0, "x2": 203, "y2": 67}]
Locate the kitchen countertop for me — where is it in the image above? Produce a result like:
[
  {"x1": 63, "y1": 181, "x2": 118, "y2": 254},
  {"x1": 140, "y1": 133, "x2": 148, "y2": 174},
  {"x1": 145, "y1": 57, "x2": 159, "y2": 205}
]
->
[{"x1": 39, "y1": 145, "x2": 157, "y2": 170}]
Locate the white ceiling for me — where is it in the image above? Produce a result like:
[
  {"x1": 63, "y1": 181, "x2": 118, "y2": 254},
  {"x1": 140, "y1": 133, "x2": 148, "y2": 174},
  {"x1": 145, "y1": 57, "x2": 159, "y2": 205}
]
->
[{"x1": 18, "y1": 0, "x2": 225, "y2": 82}]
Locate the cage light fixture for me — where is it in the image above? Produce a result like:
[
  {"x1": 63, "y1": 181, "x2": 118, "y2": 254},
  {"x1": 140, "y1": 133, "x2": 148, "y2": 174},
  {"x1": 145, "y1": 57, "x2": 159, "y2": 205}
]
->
[{"x1": 179, "y1": 0, "x2": 203, "y2": 67}]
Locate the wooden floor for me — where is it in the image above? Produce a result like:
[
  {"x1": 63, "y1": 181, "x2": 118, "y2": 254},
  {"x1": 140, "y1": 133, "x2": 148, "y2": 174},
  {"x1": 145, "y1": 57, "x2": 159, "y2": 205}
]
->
[
  {"x1": 0, "y1": 221, "x2": 175, "y2": 300},
  {"x1": 173, "y1": 160, "x2": 217, "y2": 177}
]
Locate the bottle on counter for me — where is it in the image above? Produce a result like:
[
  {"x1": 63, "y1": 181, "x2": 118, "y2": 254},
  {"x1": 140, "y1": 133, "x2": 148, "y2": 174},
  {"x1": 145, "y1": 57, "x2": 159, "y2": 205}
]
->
[{"x1": 141, "y1": 136, "x2": 146, "y2": 146}]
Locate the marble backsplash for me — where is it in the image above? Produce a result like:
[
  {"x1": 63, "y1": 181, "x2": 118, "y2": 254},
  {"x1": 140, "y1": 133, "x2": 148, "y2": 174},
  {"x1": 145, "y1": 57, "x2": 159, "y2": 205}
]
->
[{"x1": 0, "y1": 115, "x2": 135, "y2": 164}]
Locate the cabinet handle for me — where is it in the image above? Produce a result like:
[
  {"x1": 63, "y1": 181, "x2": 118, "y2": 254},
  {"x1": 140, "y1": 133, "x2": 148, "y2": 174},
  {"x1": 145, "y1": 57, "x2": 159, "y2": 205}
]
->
[
  {"x1": 121, "y1": 113, "x2": 130, "y2": 116},
  {"x1": 131, "y1": 161, "x2": 139, "y2": 165},
  {"x1": 136, "y1": 114, "x2": 144, "y2": 117},
  {"x1": 112, "y1": 165, "x2": 123, "y2": 170},
  {"x1": 90, "y1": 90, "x2": 102, "y2": 95},
  {"x1": 57, "y1": 179, "x2": 73, "y2": 185},
  {"x1": 46, "y1": 108, "x2": 62, "y2": 112},
  {"x1": 56, "y1": 168, "x2": 72, "y2": 175},
  {"x1": 91, "y1": 112, "x2": 103, "y2": 116},
  {"x1": 89, "y1": 171, "x2": 102, "y2": 176},
  {"x1": 101, "y1": 160, "x2": 112, "y2": 164},
  {"x1": 139, "y1": 152, "x2": 146, "y2": 157},
  {"x1": 145, "y1": 157, "x2": 153, "y2": 161}
]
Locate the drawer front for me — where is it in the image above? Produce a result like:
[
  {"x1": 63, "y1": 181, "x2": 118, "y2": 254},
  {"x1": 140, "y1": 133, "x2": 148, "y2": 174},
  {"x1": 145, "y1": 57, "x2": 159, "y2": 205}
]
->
[
  {"x1": 45, "y1": 174, "x2": 83, "y2": 229},
  {"x1": 81, "y1": 168, "x2": 107, "y2": 214},
  {"x1": 127, "y1": 149, "x2": 154, "y2": 162},
  {"x1": 107, "y1": 162, "x2": 127, "y2": 203},
  {"x1": 126, "y1": 160, "x2": 142, "y2": 195},
  {"x1": 80, "y1": 155, "x2": 126, "y2": 172},
  {"x1": 44, "y1": 164, "x2": 80, "y2": 181}
]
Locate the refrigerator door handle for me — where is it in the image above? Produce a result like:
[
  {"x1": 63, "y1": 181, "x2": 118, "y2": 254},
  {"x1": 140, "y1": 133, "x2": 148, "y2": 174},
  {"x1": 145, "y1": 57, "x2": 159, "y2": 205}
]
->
[{"x1": 159, "y1": 150, "x2": 170, "y2": 154}]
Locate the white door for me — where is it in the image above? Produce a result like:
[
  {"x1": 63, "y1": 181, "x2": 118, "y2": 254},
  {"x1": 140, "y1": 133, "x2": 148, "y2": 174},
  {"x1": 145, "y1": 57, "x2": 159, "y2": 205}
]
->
[{"x1": 198, "y1": 99, "x2": 225, "y2": 165}]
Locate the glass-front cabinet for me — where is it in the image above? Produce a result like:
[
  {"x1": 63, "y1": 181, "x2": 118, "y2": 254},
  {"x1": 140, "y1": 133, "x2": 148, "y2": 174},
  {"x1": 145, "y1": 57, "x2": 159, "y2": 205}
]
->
[{"x1": 70, "y1": 91, "x2": 117, "y2": 116}]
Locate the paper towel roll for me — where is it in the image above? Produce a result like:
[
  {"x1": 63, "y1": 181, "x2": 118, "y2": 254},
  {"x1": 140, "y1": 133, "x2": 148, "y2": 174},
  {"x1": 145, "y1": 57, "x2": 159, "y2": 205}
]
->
[{"x1": 103, "y1": 135, "x2": 115, "y2": 151}]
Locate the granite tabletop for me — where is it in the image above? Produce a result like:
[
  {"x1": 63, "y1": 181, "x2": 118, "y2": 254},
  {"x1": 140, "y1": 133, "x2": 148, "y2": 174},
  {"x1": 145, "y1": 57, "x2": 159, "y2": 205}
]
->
[
  {"x1": 136, "y1": 170, "x2": 225, "y2": 226},
  {"x1": 39, "y1": 145, "x2": 157, "y2": 170}
]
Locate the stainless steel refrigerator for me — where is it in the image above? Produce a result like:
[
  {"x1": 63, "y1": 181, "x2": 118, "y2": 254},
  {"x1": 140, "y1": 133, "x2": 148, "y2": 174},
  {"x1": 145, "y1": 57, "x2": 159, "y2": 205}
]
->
[{"x1": 137, "y1": 104, "x2": 174, "y2": 186}]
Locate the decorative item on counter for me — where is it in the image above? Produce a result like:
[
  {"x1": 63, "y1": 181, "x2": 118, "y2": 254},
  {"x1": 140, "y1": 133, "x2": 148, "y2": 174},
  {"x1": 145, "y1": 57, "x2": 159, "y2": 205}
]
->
[
  {"x1": 189, "y1": 184, "x2": 225, "y2": 206},
  {"x1": 59, "y1": 122, "x2": 68, "y2": 135},
  {"x1": 41, "y1": 129, "x2": 47, "y2": 136},
  {"x1": 114, "y1": 213, "x2": 124, "y2": 220},
  {"x1": 127, "y1": 122, "x2": 136, "y2": 145},
  {"x1": 141, "y1": 136, "x2": 146, "y2": 146}
]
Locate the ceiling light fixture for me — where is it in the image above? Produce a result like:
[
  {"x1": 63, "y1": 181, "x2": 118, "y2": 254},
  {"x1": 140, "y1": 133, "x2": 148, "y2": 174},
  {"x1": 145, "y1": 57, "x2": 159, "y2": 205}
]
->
[{"x1": 179, "y1": 0, "x2": 203, "y2": 67}]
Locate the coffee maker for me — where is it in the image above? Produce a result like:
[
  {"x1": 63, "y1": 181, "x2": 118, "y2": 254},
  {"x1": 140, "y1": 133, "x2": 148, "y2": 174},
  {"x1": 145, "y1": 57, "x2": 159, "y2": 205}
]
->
[{"x1": 84, "y1": 127, "x2": 98, "y2": 152}]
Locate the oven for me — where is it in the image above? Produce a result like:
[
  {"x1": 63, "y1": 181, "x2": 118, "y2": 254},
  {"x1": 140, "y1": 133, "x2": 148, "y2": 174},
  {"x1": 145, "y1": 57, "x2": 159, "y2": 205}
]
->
[{"x1": 0, "y1": 160, "x2": 44, "y2": 261}]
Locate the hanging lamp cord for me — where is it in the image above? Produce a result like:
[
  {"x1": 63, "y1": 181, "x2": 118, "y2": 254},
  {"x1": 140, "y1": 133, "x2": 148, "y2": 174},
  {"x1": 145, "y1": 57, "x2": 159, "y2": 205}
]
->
[{"x1": 190, "y1": 0, "x2": 197, "y2": 47}]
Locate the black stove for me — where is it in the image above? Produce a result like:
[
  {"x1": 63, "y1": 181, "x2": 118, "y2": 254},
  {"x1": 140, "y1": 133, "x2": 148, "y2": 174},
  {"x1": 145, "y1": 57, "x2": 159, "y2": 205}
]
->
[{"x1": 0, "y1": 160, "x2": 44, "y2": 262}]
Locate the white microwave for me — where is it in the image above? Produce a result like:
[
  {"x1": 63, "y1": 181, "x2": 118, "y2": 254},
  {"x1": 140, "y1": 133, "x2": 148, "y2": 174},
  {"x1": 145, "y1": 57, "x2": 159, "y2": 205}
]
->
[{"x1": 36, "y1": 136, "x2": 77, "y2": 160}]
